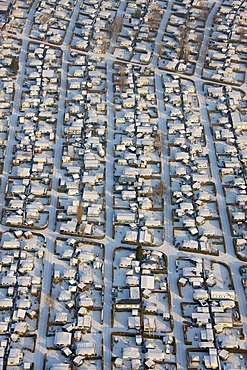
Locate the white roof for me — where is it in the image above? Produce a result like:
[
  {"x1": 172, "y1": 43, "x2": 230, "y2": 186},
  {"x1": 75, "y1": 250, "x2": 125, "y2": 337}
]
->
[
  {"x1": 51, "y1": 365, "x2": 70, "y2": 370},
  {"x1": 141, "y1": 275, "x2": 154, "y2": 290},
  {"x1": 54, "y1": 332, "x2": 72, "y2": 347}
]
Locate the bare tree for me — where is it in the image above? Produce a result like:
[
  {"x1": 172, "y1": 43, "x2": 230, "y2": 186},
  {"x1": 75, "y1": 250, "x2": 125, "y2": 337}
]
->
[
  {"x1": 197, "y1": 33, "x2": 203, "y2": 45},
  {"x1": 200, "y1": 6, "x2": 210, "y2": 22},
  {"x1": 76, "y1": 203, "x2": 84, "y2": 225},
  {"x1": 149, "y1": 5, "x2": 163, "y2": 30},
  {"x1": 183, "y1": 41, "x2": 190, "y2": 62},
  {"x1": 238, "y1": 28, "x2": 247, "y2": 39},
  {"x1": 45, "y1": 294, "x2": 55, "y2": 310},
  {"x1": 153, "y1": 181, "x2": 167, "y2": 198},
  {"x1": 118, "y1": 65, "x2": 128, "y2": 91},
  {"x1": 153, "y1": 130, "x2": 164, "y2": 155},
  {"x1": 9, "y1": 57, "x2": 19, "y2": 74},
  {"x1": 79, "y1": 181, "x2": 83, "y2": 193},
  {"x1": 108, "y1": 18, "x2": 123, "y2": 39},
  {"x1": 101, "y1": 39, "x2": 109, "y2": 53},
  {"x1": 158, "y1": 45, "x2": 163, "y2": 58},
  {"x1": 137, "y1": 245, "x2": 143, "y2": 261},
  {"x1": 135, "y1": 9, "x2": 142, "y2": 18},
  {"x1": 178, "y1": 24, "x2": 189, "y2": 57}
]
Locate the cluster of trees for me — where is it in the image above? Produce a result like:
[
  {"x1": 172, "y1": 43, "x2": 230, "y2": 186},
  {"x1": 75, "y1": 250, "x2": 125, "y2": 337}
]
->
[
  {"x1": 177, "y1": 2, "x2": 210, "y2": 62},
  {"x1": 9, "y1": 57, "x2": 19, "y2": 74},
  {"x1": 76, "y1": 203, "x2": 84, "y2": 225},
  {"x1": 100, "y1": 17, "x2": 124, "y2": 53},
  {"x1": 101, "y1": 39, "x2": 109, "y2": 54},
  {"x1": 108, "y1": 18, "x2": 123, "y2": 39},
  {"x1": 178, "y1": 24, "x2": 190, "y2": 61},
  {"x1": 118, "y1": 65, "x2": 128, "y2": 91},
  {"x1": 76, "y1": 203, "x2": 86, "y2": 234},
  {"x1": 153, "y1": 181, "x2": 167, "y2": 198},
  {"x1": 153, "y1": 130, "x2": 164, "y2": 155},
  {"x1": 148, "y1": 4, "x2": 163, "y2": 31},
  {"x1": 45, "y1": 294, "x2": 55, "y2": 310},
  {"x1": 238, "y1": 28, "x2": 247, "y2": 39}
]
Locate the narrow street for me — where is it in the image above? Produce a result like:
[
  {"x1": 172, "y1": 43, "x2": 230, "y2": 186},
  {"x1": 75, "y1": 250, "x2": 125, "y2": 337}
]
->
[{"x1": 102, "y1": 60, "x2": 116, "y2": 367}]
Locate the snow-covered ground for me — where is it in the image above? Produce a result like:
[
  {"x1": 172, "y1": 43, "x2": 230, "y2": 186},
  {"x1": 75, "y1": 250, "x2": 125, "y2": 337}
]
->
[{"x1": 0, "y1": 0, "x2": 246, "y2": 369}]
